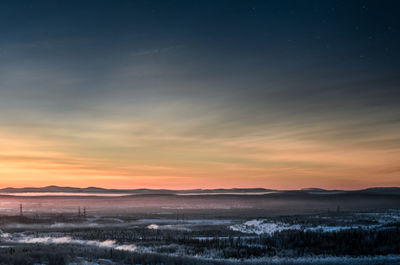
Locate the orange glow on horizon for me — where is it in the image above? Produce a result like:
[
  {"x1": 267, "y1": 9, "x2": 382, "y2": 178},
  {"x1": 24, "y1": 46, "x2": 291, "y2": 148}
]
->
[{"x1": 1, "y1": 119, "x2": 399, "y2": 190}]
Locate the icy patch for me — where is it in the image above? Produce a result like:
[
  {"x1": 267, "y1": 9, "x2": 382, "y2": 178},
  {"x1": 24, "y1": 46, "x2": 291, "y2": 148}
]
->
[
  {"x1": 230, "y1": 218, "x2": 388, "y2": 235},
  {"x1": 147, "y1": 224, "x2": 159, "y2": 230},
  {"x1": 147, "y1": 223, "x2": 191, "y2": 231},
  {"x1": 306, "y1": 224, "x2": 380, "y2": 232},
  {"x1": 230, "y1": 220, "x2": 301, "y2": 235},
  {"x1": 50, "y1": 222, "x2": 100, "y2": 228}
]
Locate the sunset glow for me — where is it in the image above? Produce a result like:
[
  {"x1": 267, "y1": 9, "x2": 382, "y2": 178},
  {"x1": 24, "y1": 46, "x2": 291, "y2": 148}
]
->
[{"x1": 0, "y1": 1, "x2": 399, "y2": 189}]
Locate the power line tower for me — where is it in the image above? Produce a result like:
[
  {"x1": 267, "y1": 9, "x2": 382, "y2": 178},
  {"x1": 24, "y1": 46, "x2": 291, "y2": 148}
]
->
[
  {"x1": 19, "y1": 203, "x2": 23, "y2": 217},
  {"x1": 78, "y1": 207, "x2": 81, "y2": 217},
  {"x1": 83, "y1": 207, "x2": 86, "y2": 218}
]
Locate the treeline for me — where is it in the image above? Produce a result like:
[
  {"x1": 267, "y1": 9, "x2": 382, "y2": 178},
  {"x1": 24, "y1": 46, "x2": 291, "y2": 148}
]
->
[
  {"x1": 0, "y1": 244, "x2": 250, "y2": 265},
  {"x1": 181, "y1": 225, "x2": 400, "y2": 258},
  {"x1": 2, "y1": 245, "x2": 400, "y2": 265},
  {"x1": 1, "y1": 224, "x2": 400, "y2": 264},
  {"x1": 29, "y1": 224, "x2": 400, "y2": 259},
  {"x1": 262, "y1": 225, "x2": 400, "y2": 256}
]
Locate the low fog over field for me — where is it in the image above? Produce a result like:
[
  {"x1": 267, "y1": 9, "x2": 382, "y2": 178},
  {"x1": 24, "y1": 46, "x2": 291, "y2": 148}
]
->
[{"x1": 1, "y1": 187, "x2": 399, "y2": 217}]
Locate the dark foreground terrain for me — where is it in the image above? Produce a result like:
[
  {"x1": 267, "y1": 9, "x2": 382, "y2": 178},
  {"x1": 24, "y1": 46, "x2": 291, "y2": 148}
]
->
[{"x1": 0, "y1": 188, "x2": 400, "y2": 264}]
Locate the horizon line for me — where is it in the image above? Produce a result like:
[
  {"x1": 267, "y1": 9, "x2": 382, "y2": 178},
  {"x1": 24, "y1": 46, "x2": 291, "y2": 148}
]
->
[{"x1": 1, "y1": 185, "x2": 399, "y2": 192}]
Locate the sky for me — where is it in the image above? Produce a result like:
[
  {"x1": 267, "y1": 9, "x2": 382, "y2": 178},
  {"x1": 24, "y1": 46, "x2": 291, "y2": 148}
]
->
[{"x1": 0, "y1": 0, "x2": 399, "y2": 189}]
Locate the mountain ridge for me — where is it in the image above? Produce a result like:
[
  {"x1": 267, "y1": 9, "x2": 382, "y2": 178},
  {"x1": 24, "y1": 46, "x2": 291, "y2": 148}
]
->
[{"x1": 0, "y1": 186, "x2": 399, "y2": 195}]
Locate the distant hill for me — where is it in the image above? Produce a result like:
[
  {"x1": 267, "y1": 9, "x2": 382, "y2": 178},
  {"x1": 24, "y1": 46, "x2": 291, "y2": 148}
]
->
[
  {"x1": 0, "y1": 186, "x2": 399, "y2": 196},
  {"x1": 358, "y1": 187, "x2": 400, "y2": 195},
  {"x1": 301, "y1": 188, "x2": 327, "y2": 192},
  {"x1": 0, "y1": 186, "x2": 276, "y2": 195}
]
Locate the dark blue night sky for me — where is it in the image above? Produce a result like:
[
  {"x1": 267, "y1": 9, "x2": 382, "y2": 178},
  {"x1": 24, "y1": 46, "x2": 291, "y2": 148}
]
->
[{"x1": 0, "y1": 1, "x2": 399, "y2": 189}]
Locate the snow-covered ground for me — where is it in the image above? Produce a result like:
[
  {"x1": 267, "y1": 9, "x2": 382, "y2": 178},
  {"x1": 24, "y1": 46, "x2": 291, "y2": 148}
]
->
[
  {"x1": 0, "y1": 231, "x2": 137, "y2": 252},
  {"x1": 230, "y1": 220, "x2": 301, "y2": 235},
  {"x1": 229, "y1": 211, "x2": 400, "y2": 235},
  {"x1": 231, "y1": 255, "x2": 400, "y2": 264},
  {"x1": 305, "y1": 224, "x2": 380, "y2": 232}
]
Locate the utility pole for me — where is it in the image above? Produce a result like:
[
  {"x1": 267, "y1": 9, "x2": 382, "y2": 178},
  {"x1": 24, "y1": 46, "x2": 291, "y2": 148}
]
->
[
  {"x1": 78, "y1": 207, "x2": 81, "y2": 217},
  {"x1": 19, "y1": 204, "x2": 23, "y2": 217},
  {"x1": 83, "y1": 207, "x2": 86, "y2": 218}
]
